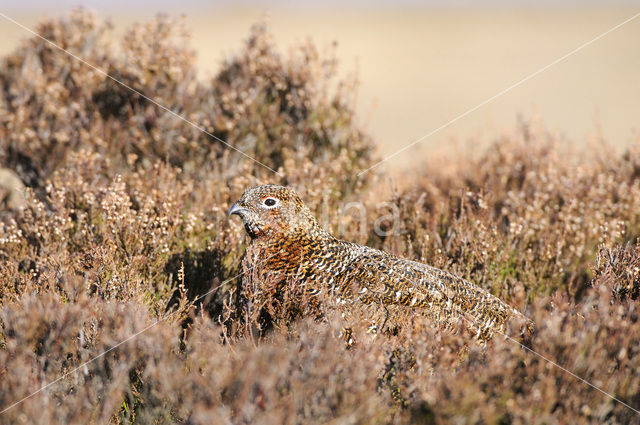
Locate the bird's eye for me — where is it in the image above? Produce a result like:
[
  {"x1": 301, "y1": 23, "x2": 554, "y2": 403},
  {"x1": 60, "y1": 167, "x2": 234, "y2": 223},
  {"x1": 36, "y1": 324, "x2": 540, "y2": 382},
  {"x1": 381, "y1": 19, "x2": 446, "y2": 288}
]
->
[{"x1": 263, "y1": 197, "x2": 278, "y2": 208}]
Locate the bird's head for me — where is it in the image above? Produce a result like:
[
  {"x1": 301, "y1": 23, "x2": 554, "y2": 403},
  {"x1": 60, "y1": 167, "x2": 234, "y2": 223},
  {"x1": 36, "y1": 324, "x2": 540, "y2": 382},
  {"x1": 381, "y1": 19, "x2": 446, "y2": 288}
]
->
[{"x1": 228, "y1": 185, "x2": 320, "y2": 239}]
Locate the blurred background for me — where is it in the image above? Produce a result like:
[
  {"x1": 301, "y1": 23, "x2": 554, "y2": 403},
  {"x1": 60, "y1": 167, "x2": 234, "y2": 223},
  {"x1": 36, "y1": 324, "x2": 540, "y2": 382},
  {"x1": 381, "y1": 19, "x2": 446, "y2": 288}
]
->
[{"x1": 2, "y1": 1, "x2": 639, "y2": 171}]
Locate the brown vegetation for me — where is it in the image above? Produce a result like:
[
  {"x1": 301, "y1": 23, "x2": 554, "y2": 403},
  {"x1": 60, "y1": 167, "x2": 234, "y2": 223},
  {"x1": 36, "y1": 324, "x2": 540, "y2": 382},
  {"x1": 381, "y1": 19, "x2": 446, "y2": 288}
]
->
[{"x1": 1, "y1": 9, "x2": 639, "y2": 424}]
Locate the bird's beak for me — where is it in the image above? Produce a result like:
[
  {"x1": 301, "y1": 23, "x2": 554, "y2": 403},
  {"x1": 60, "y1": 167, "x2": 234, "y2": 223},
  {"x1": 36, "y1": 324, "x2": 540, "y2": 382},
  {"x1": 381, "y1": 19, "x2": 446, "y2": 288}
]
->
[{"x1": 227, "y1": 202, "x2": 248, "y2": 217}]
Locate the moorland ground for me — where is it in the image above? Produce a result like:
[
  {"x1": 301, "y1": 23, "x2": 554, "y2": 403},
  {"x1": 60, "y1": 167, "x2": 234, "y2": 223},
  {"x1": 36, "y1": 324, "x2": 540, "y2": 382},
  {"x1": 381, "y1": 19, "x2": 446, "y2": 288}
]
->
[{"x1": 0, "y1": 10, "x2": 639, "y2": 424}]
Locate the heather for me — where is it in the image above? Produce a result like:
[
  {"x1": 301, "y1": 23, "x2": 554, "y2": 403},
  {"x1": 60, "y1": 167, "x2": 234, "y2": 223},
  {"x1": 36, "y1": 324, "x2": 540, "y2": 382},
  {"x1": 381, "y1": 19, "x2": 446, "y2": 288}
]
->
[{"x1": 1, "y1": 10, "x2": 639, "y2": 424}]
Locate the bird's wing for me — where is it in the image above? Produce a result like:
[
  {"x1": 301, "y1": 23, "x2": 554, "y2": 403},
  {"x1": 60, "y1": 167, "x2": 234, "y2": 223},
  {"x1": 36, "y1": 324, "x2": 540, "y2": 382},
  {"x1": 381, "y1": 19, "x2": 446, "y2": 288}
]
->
[{"x1": 340, "y1": 243, "x2": 522, "y2": 337}]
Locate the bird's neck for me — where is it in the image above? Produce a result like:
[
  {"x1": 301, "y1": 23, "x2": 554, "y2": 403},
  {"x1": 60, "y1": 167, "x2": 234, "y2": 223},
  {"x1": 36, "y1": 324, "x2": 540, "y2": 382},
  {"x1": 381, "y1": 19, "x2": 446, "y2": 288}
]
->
[{"x1": 248, "y1": 224, "x2": 338, "y2": 265}]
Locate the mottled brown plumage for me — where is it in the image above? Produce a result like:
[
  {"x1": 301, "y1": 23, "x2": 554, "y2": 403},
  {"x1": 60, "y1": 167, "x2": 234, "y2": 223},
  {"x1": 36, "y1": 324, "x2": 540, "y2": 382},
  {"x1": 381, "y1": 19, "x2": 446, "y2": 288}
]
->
[{"x1": 228, "y1": 184, "x2": 525, "y2": 341}]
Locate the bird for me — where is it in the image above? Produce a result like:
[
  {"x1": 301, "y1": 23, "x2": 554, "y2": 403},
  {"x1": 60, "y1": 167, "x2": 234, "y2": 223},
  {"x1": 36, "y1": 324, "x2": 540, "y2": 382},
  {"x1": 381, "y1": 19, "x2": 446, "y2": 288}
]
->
[{"x1": 228, "y1": 184, "x2": 526, "y2": 341}]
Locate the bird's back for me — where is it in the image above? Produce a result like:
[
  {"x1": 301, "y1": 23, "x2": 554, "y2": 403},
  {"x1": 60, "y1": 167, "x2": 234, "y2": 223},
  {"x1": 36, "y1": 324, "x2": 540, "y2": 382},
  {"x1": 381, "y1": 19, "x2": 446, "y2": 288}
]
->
[{"x1": 311, "y1": 240, "x2": 524, "y2": 340}]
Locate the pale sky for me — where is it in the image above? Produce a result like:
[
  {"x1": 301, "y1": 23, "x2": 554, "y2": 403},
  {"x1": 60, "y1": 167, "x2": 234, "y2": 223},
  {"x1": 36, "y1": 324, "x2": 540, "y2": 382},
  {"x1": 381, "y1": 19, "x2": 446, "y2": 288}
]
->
[
  {"x1": 2, "y1": 1, "x2": 639, "y2": 170},
  {"x1": 3, "y1": 0, "x2": 638, "y2": 13}
]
